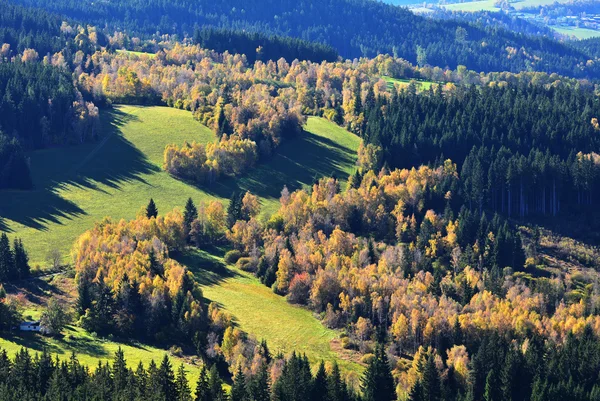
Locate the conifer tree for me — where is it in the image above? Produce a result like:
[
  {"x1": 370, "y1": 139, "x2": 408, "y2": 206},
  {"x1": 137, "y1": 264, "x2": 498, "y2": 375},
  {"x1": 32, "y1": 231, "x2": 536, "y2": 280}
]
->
[
  {"x1": 361, "y1": 344, "x2": 396, "y2": 401},
  {"x1": 183, "y1": 198, "x2": 198, "y2": 238},
  {"x1": 227, "y1": 192, "x2": 243, "y2": 228},
  {"x1": 248, "y1": 361, "x2": 270, "y2": 401},
  {"x1": 408, "y1": 380, "x2": 424, "y2": 401},
  {"x1": 159, "y1": 355, "x2": 177, "y2": 401},
  {"x1": 327, "y1": 362, "x2": 347, "y2": 401},
  {"x1": 13, "y1": 239, "x2": 29, "y2": 279},
  {"x1": 0, "y1": 233, "x2": 13, "y2": 281},
  {"x1": 112, "y1": 347, "x2": 128, "y2": 394},
  {"x1": 195, "y1": 365, "x2": 210, "y2": 401},
  {"x1": 230, "y1": 365, "x2": 248, "y2": 401},
  {"x1": 146, "y1": 198, "x2": 158, "y2": 219},
  {"x1": 311, "y1": 360, "x2": 328, "y2": 401},
  {"x1": 175, "y1": 364, "x2": 192, "y2": 401},
  {"x1": 208, "y1": 365, "x2": 225, "y2": 400},
  {"x1": 422, "y1": 353, "x2": 441, "y2": 401}
]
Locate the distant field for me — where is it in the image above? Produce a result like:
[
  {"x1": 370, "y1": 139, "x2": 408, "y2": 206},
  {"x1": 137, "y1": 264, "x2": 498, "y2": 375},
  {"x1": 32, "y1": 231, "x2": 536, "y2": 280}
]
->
[
  {"x1": 436, "y1": 0, "x2": 572, "y2": 12},
  {"x1": 0, "y1": 106, "x2": 359, "y2": 267},
  {"x1": 442, "y1": 0, "x2": 499, "y2": 12},
  {"x1": 383, "y1": 76, "x2": 436, "y2": 91},
  {"x1": 115, "y1": 49, "x2": 156, "y2": 58},
  {"x1": 179, "y1": 248, "x2": 364, "y2": 379},
  {"x1": 550, "y1": 25, "x2": 600, "y2": 40}
]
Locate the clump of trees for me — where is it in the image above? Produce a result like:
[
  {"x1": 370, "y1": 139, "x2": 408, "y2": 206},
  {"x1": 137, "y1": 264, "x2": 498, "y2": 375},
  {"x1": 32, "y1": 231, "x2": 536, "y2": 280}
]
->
[
  {"x1": 164, "y1": 136, "x2": 258, "y2": 185},
  {"x1": 72, "y1": 209, "x2": 206, "y2": 343},
  {"x1": 0, "y1": 233, "x2": 30, "y2": 282},
  {"x1": 0, "y1": 134, "x2": 32, "y2": 190}
]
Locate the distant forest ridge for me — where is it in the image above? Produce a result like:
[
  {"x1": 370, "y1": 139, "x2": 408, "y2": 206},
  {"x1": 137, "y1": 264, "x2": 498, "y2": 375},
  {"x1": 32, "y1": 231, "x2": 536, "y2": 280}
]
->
[{"x1": 6, "y1": 0, "x2": 600, "y2": 79}]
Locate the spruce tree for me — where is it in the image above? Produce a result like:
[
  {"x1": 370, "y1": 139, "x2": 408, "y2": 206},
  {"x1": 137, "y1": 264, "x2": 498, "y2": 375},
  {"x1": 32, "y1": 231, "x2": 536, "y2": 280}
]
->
[
  {"x1": 0, "y1": 233, "x2": 13, "y2": 281},
  {"x1": 175, "y1": 364, "x2": 192, "y2": 401},
  {"x1": 208, "y1": 364, "x2": 225, "y2": 400},
  {"x1": 195, "y1": 365, "x2": 210, "y2": 401},
  {"x1": 13, "y1": 239, "x2": 29, "y2": 279},
  {"x1": 361, "y1": 344, "x2": 396, "y2": 401},
  {"x1": 158, "y1": 355, "x2": 177, "y2": 401},
  {"x1": 248, "y1": 361, "x2": 270, "y2": 401},
  {"x1": 112, "y1": 347, "x2": 128, "y2": 394},
  {"x1": 183, "y1": 198, "x2": 198, "y2": 238},
  {"x1": 327, "y1": 362, "x2": 346, "y2": 401},
  {"x1": 311, "y1": 361, "x2": 328, "y2": 401},
  {"x1": 230, "y1": 365, "x2": 248, "y2": 401},
  {"x1": 422, "y1": 354, "x2": 441, "y2": 401},
  {"x1": 227, "y1": 192, "x2": 243, "y2": 228},
  {"x1": 146, "y1": 198, "x2": 158, "y2": 219},
  {"x1": 484, "y1": 369, "x2": 500, "y2": 401},
  {"x1": 408, "y1": 380, "x2": 424, "y2": 401}
]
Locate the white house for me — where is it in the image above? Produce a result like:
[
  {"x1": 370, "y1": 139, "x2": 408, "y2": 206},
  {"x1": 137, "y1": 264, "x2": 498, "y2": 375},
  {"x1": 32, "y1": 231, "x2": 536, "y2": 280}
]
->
[{"x1": 19, "y1": 321, "x2": 47, "y2": 334}]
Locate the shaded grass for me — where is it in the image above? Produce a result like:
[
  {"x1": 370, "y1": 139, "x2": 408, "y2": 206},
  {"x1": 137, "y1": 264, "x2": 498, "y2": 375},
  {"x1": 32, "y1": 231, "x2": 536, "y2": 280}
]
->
[
  {"x1": 178, "y1": 248, "x2": 364, "y2": 378},
  {"x1": 0, "y1": 106, "x2": 359, "y2": 265}
]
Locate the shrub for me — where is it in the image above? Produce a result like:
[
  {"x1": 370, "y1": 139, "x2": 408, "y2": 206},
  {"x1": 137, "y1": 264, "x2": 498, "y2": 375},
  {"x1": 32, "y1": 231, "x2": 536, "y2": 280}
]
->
[
  {"x1": 224, "y1": 250, "x2": 242, "y2": 264},
  {"x1": 361, "y1": 353, "x2": 375, "y2": 364},
  {"x1": 236, "y1": 257, "x2": 255, "y2": 271}
]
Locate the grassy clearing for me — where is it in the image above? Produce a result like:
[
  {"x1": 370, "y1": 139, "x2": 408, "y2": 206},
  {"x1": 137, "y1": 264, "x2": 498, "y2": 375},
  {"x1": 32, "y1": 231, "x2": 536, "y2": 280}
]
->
[
  {"x1": 442, "y1": 0, "x2": 499, "y2": 12},
  {"x1": 115, "y1": 49, "x2": 157, "y2": 58},
  {"x1": 178, "y1": 248, "x2": 364, "y2": 379},
  {"x1": 383, "y1": 76, "x2": 435, "y2": 91},
  {"x1": 550, "y1": 26, "x2": 600, "y2": 40},
  {"x1": 0, "y1": 325, "x2": 203, "y2": 386},
  {"x1": 439, "y1": 0, "x2": 573, "y2": 12},
  {"x1": 0, "y1": 106, "x2": 359, "y2": 266}
]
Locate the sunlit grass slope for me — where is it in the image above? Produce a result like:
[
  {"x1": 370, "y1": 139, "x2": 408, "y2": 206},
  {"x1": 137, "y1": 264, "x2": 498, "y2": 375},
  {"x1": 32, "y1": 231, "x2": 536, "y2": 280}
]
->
[
  {"x1": 0, "y1": 106, "x2": 360, "y2": 266},
  {"x1": 178, "y1": 248, "x2": 364, "y2": 378}
]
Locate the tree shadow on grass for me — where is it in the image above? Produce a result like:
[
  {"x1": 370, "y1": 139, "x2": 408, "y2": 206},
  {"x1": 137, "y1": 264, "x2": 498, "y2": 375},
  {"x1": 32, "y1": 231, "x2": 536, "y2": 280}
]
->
[
  {"x1": 5, "y1": 276, "x2": 65, "y2": 305},
  {"x1": 174, "y1": 248, "x2": 242, "y2": 287},
  {"x1": 0, "y1": 216, "x2": 10, "y2": 233},
  {"x1": 0, "y1": 108, "x2": 160, "y2": 231},
  {"x1": 197, "y1": 130, "x2": 357, "y2": 202}
]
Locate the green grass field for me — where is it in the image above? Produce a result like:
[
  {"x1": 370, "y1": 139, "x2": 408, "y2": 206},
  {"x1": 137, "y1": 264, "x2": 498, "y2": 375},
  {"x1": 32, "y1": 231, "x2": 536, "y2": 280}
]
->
[
  {"x1": 0, "y1": 106, "x2": 360, "y2": 267},
  {"x1": 383, "y1": 76, "x2": 435, "y2": 91},
  {"x1": 438, "y1": 0, "x2": 573, "y2": 12},
  {"x1": 550, "y1": 26, "x2": 600, "y2": 40},
  {"x1": 178, "y1": 248, "x2": 364, "y2": 378},
  {"x1": 115, "y1": 49, "x2": 157, "y2": 58},
  {"x1": 0, "y1": 325, "x2": 203, "y2": 386}
]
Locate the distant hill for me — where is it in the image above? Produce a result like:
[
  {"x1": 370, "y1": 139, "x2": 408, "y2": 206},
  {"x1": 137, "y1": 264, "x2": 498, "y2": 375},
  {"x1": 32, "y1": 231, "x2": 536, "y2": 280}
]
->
[{"x1": 7, "y1": 0, "x2": 600, "y2": 78}]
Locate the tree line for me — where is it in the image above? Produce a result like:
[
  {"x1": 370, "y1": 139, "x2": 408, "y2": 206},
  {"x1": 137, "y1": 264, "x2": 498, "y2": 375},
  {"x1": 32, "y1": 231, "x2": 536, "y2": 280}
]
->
[
  {"x1": 193, "y1": 28, "x2": 339, "y2": 65},
  {"x1": 2, "y1": 327, "x2": 600, "y2": 400}
]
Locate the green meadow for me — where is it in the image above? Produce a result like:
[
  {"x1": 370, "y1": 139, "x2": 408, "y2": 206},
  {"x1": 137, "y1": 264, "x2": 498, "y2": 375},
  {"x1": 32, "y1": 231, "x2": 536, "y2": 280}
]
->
[
  {"x1": 383, "y1": 76, "x2": 435, "y2": 91},
  {"x1": 179, "y1": 249, "x2": 364, "y2": 378},
  {"x1": 0, "y1": 106, "x2": 360, "y2": 267},
  {"x1": 550, "y1": 26, "x2": 600, "y2": 40}
]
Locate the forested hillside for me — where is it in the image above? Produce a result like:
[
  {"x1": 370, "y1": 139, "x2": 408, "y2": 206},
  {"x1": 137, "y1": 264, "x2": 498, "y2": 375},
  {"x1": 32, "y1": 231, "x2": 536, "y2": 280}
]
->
[
  {"x1": 4, "y1": 1, "x2": 600, "y2": 400},
  {"x1": 362, "y1": 83, "x2": 600, "y2": 222},
  {"x1": 8, "y1": 0, "x2": 600, "y2": 78}
]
